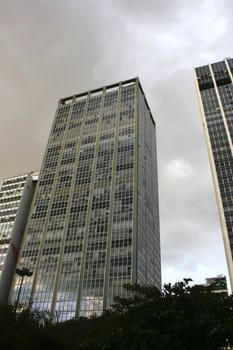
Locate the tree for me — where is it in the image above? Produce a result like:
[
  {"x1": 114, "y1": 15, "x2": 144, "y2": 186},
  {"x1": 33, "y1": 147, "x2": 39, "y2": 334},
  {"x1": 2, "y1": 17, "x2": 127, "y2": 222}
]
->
[
  {"x1": 95, "y1": 280, "x2": 233, "y2": 350},
  {"x1": 0, "y1": 280, "x2": 233, "y2": 349}
]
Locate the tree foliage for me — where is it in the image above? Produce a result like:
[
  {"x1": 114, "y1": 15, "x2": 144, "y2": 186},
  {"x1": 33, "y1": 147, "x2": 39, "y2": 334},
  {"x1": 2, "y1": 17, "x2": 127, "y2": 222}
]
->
[
  {"x1": 99, "y1": 280, "x2": 233, "y2": 349},
  {"x1": 0, "y1": 280, "x2": 233, "y2": 349}
]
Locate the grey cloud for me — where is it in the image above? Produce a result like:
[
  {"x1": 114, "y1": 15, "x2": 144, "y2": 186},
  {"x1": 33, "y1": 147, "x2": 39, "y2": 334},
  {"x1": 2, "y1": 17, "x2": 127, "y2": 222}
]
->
[{"x1": 111, "y1": 0, "x2": 200, "y2": 24}]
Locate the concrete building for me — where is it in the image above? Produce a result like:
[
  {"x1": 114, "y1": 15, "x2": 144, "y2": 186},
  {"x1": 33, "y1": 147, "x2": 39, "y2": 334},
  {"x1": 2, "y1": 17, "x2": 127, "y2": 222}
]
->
[
  {"x1": 11, "y1": 78, "x2": 160, "y2": 320},
  {"x1": 194, "y1": 58, "x2": 233, "y2": 291},
  {"x1": 0, "y1": 172, "x2": 38, "y2": 303},
  {"x1": 205, "y1": 275, "x2": 228, "y2": 294}
]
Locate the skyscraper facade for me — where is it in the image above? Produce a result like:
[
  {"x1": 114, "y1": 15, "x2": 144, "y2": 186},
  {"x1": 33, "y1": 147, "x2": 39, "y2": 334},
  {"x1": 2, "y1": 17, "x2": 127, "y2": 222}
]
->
[
  {"x1": 195, "y1": 58, "x2": 233, "y2": 290},
  {"x1": 11, "y1": 78, "x2": 160, "y2": 320},
  {"x1": 0, "y1": 173, "x2": 38, "y2": 303}
]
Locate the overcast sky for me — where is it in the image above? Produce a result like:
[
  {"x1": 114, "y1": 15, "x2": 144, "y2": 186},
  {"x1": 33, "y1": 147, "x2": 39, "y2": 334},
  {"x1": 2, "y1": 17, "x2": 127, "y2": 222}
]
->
[{"x1": 0, "y1": 0, "x2": 232, "y2": 287}]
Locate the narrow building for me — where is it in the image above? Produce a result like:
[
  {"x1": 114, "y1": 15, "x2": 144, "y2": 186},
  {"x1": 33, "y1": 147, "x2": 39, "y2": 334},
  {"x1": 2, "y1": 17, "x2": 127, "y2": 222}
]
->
[
  {"x1": 0, "y1": 173, "x2": 38, "y2": 303},
  {"x1": 195, "y1": 58, "x2": 233, "y2": 291}
]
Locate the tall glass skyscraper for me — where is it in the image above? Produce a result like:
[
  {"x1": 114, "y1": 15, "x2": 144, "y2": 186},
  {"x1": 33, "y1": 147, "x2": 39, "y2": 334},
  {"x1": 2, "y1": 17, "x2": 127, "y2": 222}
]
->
[
  {"x1": 11, "y1": 78, "x2": 160, "y2": 320},
  {"x1": 195, "y1": 58, "x2": 233, "y2": 291}
]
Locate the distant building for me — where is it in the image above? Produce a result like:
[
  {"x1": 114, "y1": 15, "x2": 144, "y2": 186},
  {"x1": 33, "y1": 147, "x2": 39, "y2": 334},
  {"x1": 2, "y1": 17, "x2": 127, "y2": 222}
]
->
[
  {"x1": 204, "y1": 275, "x2": 228, "y2": 295},
  {"x1": 11, "y1": 78, "x2": 161, "y2": 320},
  {"x1": 194, "y1": 58, "x2": 233, "y2": 291},
  {"x1": 0, "y1": 173, "x2": 38, "y2": 303}
]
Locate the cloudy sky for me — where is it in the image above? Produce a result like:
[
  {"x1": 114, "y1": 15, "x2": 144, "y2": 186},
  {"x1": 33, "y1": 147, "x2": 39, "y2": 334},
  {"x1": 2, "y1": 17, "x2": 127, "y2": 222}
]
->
[{"x1": 0, "y1": 0, "x2": 232, "y2": 286}]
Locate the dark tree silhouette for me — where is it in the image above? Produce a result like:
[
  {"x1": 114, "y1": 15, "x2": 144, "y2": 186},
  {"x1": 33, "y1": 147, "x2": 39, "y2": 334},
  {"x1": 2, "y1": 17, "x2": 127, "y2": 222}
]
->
[{"x1": 0, "y1": 280, "x2": 232, "y2": 350}]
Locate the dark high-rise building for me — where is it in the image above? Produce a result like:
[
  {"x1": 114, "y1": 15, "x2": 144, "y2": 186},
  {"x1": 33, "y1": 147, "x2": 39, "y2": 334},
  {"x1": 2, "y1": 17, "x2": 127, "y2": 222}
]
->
[
  {"x1": 195, "y1": 58, "x2": 233, "y2": 290},
  {"x1": 11, "y1": 78, "x2": 161, "y2": 320}
]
